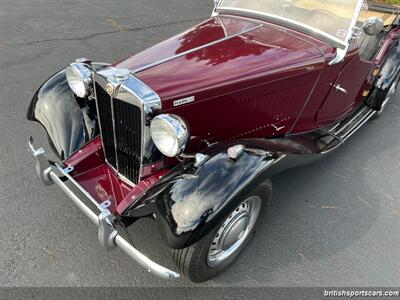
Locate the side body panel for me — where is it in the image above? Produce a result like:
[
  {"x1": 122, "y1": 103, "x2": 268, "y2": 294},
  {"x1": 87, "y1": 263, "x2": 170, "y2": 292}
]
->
[
  {"x1": 294, "y1": 27, "x2": 400, "y2": 131},
  {"x1": 316, "y1": 51, "x2": 373, "y2": 125},
  {"x1": 164, "y1": 67, "x2": 323, "y2": 146}
]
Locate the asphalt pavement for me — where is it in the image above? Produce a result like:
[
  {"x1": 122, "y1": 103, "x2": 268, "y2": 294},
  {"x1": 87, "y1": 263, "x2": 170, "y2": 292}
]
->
[{"x1": 0, "y1": 0, "x2": 399, "y2": 289}]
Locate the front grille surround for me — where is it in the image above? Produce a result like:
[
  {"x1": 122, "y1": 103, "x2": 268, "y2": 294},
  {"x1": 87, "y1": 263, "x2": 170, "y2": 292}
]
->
[
  {"x1": 95, "y1": 82, "x2": 117, "y2": 168},
  {"x1": 93, "y1": 68, "x2": 162, "y2": 185}
]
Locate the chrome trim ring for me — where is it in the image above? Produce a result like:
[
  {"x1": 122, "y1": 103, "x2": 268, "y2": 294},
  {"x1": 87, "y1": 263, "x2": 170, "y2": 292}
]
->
[
  {"x1": 207, "y1": 196, "x2": 262, "y2": 268},
  {"x1": 150, "y1": 114, "x2": 190, "y2": 157},
  {"x1": 66, "y1": 63, "x2": 93, "y2": 98}
]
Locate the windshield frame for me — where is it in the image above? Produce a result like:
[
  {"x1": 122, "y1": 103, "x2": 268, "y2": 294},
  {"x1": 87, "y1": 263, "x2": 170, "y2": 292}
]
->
[{"x1": 215, "y1": 0, "x2": 366, "y2": 50}]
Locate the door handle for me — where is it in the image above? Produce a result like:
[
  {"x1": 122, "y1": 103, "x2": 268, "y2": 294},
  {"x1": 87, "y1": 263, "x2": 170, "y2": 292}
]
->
[{"x1": 334, "y1": 84, "x2": 348, "y2": 94}]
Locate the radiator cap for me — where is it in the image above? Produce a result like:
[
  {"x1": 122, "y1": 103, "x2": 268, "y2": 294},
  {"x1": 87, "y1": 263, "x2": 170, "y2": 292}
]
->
[{"x1": 112, "y1": 68, "x2": 131, "y2": 82}]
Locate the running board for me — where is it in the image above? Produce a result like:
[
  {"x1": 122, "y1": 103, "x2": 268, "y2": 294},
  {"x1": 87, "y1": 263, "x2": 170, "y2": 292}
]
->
[
  {"x1": 311, "y1": 105, "x2": 377, "y2": 154},
  {"x1": 331, "y1": 106, "x2": 376, "y2": 142}
]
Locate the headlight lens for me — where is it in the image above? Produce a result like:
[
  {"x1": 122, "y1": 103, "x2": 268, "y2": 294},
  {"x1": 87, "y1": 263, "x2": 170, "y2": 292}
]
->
[
  {"x1": 66, "y1": 63, "x2": 92, "y2": 98},
  {"x1": 150, "y1": 114, "x2": 190, "y2": 157}
]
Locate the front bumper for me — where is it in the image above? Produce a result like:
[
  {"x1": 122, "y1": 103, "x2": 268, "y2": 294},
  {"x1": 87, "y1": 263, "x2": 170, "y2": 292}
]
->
[{"x1": 28, "y1": 137, "x2": 180, "y2": 280}]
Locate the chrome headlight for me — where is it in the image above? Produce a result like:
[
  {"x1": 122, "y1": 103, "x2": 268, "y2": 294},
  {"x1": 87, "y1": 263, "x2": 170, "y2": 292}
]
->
[
  {"x1": 150, "y1": 114, "x2": 190, "y2": 157},
  {"x1": 66, "y1": 63, "x2": 92, "y2": 98}
]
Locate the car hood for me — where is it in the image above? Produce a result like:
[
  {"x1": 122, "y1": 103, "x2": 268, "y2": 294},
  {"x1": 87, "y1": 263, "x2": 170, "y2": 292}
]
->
[{"x1": 114, "y1": 15, "x2": 330, "y2": 109}]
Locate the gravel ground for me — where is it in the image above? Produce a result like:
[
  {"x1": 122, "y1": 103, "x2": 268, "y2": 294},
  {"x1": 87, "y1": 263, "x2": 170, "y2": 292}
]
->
[{"x1": 0, "y1": 0, "x2": 399, "y2": 289}]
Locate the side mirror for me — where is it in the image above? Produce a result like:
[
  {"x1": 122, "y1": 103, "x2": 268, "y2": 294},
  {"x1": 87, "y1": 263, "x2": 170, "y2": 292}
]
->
[{"x1": 363, "y1": 17, "x2": 384, "y2": 36}]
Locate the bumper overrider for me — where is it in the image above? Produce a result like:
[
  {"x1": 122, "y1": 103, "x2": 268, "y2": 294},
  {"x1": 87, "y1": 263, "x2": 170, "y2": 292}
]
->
[{"x1": 28, "y1": 137, "x2": 180, "y2": 279}]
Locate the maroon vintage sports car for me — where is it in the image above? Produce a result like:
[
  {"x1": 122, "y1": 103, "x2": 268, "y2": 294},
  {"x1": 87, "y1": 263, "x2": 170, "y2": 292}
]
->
[{"x1": 27, "y1": 0, "x2": 400, "y2": 282}]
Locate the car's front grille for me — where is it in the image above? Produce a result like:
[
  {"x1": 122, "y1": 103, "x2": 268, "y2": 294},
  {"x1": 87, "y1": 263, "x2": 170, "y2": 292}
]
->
[
  {"x1": 95, "y1": 83, "x2": 142, "y2": 184},
  {"x1": 113, "y1": 99, "x2": 142, "y2": 183}
]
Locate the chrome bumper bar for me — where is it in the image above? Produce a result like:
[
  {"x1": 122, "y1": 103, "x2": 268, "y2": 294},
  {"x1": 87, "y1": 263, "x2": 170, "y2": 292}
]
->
[{"x1": 28, "y1": 137, "x2": 180, "y2": 280}]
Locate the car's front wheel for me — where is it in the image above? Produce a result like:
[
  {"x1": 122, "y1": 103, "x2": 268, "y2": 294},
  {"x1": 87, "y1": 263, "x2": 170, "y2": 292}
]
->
[{"x1": 172, "y1": 180, "x2": 272, "y2": 283}]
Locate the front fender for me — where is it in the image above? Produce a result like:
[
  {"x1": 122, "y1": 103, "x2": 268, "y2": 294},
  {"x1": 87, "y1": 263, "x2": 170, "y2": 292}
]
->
[
  {"x1": 121, "y1": 135, "x2": 325, "y2": 249},
  {"x1": 27, "y1": 69, "x2": 99, "y2": 160},
  {"x1": 144, "y1": 150, "x2": 283, "y2": 249}
]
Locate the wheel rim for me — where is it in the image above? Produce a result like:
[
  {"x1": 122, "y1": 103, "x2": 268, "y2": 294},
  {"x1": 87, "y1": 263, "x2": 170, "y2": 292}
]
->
[{"x1": 207, "y1": 196, "x2": 262, "y2": 268}]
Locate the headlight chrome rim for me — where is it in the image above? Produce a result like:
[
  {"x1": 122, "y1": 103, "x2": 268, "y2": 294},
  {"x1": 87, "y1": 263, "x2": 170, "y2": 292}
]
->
[
  {"x1": 66, "y1": 63, "x2": 92, "y2": 98},
  {"x1": 150, "y1": 114, "x2": 190, "y2": 157}
]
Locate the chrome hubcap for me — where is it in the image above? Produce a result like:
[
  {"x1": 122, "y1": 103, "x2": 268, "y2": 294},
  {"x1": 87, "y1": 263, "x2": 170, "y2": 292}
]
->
[{"x1": 207, "y1": 196, "x2": 261, "y2": 267}]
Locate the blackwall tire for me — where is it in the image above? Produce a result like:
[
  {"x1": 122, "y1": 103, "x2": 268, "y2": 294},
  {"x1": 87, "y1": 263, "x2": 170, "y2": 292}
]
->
[{"x1": 172, "y1": 180, "x2": 273, "y2": 283}]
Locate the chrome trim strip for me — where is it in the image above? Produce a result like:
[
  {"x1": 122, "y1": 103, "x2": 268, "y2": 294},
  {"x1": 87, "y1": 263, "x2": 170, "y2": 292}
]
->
[
  {"x1": 92, "y1": 73, "x2": 119, "y2": 176},
  {"x1": 132, "y1": 23, "x2": 263, "y2": 74},
  {"x1": 109, "y1": 91, "x2": 120, "y2": 171},
  {"x1": 340, "y1": 109, "x2": 375, "y2": 141},
  {"x1": 28, "y1": 138, "x2": 180, "y2": 280},
  {"x1": 93, "y1": 75, "x2": 117, "y2": 173},
  {"x1": 335, "y1": 106, "x2": 368, "y2": 136}
]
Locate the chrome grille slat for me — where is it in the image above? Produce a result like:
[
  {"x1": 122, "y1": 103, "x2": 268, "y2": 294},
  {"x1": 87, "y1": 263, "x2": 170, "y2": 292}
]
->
[{"x1": 95, "y1": 83, "x2": 117, "y2": 168}]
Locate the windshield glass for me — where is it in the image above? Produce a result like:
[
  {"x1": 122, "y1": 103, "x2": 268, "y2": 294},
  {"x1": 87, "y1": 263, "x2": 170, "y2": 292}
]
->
[{"x1": 217, "y1": 0, "x2": 361, "y2": 45}]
